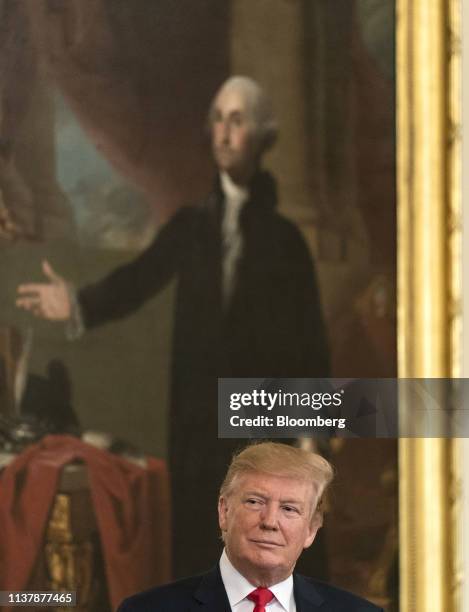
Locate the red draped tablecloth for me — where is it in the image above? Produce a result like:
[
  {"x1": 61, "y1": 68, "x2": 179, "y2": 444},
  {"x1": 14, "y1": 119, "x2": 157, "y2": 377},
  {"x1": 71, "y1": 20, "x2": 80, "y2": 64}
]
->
[{"x1": 0, "y1": 435, "x2": 171, "y2": 611}]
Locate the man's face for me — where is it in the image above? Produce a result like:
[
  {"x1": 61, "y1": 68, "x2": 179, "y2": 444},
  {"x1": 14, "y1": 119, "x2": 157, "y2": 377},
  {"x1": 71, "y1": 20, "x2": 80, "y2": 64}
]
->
[
  {"x1": 211, "y1": 86, "x2": 261, "y2": 184},
  {"x1": 218, "y1": 471, "x2": 319, "y2": 585}
]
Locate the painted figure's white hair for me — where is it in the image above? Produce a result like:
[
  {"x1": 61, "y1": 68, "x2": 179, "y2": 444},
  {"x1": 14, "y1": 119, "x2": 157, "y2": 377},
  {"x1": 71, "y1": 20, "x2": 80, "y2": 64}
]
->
[{"x1": 209, "y1": 75, "x2": 278, "y2": 152}]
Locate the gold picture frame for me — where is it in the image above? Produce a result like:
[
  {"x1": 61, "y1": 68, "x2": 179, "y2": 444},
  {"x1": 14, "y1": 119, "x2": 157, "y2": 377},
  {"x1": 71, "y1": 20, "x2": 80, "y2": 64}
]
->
[{"x1": 397, "y1": 1, "x2": 462, "y2": 611}]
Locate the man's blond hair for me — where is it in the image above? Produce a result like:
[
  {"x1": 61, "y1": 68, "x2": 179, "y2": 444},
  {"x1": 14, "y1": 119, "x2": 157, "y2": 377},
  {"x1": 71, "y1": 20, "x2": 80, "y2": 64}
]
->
[{"x1": 219, "y1": 441, "x2": 334, "y2": 526}]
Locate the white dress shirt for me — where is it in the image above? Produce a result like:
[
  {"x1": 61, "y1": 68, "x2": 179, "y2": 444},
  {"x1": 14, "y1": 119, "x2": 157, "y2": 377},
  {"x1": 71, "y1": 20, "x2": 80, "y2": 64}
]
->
[
  {"x1": 220, "y1": 172, "x2": 249, "y2": 305},
  {"x1": 219, "y1": 549, "x2": 297, "y2": 612}
]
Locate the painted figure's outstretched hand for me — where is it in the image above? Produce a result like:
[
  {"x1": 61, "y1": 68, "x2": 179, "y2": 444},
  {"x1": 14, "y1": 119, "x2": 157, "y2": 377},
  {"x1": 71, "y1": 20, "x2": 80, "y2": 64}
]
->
[{"x1": 16, "y1": 260, "x2": 72, "y2": 320}]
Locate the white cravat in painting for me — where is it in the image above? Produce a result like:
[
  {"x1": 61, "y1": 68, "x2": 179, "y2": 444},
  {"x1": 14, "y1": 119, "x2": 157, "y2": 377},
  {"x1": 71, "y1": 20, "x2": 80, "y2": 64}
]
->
[{"x1": 220, "y1": 172, "x2": 249, "y2": 306}]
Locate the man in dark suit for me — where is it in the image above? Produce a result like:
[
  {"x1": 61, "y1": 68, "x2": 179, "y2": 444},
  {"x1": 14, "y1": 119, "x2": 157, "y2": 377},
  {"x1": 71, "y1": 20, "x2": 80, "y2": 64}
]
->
[
  {"x1": 17, "y1": 77, "x2": 329, "y2": 578},
  {"x1": 118, "y1": 442, "x2": 382, "y2": 612}
]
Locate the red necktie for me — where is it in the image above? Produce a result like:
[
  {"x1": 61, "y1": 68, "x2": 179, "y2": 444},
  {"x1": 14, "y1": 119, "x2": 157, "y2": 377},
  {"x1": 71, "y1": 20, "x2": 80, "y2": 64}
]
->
[{"x1": 247, "y1": 587, "x2": 274, "y2": 612}]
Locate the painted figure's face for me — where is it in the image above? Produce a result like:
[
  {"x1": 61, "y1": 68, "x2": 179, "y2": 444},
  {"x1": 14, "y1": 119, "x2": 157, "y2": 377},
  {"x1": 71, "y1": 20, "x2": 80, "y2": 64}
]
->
[
  {"x1": 211, "y1": 86, "x2": 261, "y2": 185},
  {"x1": 218, "y1": 471, "x2": 319, "y2": 586}
]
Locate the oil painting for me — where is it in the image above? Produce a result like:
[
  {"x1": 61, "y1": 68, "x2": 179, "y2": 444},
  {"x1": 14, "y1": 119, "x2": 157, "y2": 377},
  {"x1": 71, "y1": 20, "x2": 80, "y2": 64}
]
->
[{"x1": 0, "y1": 2, "x2": 398, "y2": 611}]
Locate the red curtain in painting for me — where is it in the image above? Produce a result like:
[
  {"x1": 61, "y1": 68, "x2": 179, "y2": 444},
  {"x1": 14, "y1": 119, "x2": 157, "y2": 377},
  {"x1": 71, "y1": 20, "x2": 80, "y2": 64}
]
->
[{"x1": 0, "y1": 0, "x2": 229, "y2": 237}]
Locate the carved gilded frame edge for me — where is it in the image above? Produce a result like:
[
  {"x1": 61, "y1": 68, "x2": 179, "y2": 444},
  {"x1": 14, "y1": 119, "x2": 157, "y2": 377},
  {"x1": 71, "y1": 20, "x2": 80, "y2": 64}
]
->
[{"x1": 397, "y1": 1, "x2": 462, "y2": 611}]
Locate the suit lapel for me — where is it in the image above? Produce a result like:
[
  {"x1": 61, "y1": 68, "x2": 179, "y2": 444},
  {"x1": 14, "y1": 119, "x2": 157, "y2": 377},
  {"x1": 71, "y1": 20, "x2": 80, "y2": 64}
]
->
[
  {"x1": 191, "y1": 565, "x2": 231, "y2": 612},
  {"x1": 190, "y1": 567, "x2": 325, "y2": 612},
  {"x1": 293, "y1": 573, "x2": 325, "y2": 611}
]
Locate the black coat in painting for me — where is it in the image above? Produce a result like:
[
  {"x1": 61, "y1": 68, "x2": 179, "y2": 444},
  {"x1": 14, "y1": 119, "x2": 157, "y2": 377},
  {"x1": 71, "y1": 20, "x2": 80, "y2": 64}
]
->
[{"x1": 78, "y1": 171, "x2": 329, "y2": 578}]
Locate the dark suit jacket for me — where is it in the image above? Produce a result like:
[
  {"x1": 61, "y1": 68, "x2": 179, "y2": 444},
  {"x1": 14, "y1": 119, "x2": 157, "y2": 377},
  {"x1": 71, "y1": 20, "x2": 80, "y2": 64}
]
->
[{"x1": 117, "y1": 565, "x2": 383, "y2": 612}]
